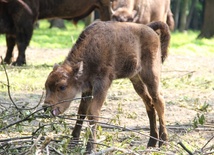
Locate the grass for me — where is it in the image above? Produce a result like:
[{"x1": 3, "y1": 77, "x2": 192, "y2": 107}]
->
[
  {"x1": 31, "y1": 20, "x2": 85, "y2": 48},
  {"x1": 170, "y1": 31, "x2": 214, "y2": 56},
  {"x1": 0, "y1": 20, "x2": 85, "y2": 48}
]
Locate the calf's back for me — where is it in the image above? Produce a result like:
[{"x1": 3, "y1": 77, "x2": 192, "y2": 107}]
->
[{"x1": 66, "y1": 21, "x2": 160, "y2": 79}]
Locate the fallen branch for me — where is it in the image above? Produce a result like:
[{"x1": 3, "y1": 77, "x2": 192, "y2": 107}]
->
[
  {"x1": 90, "y1": 147, "x2": 139, "y2": 155},
  {"x1": 178, "y1": 141, "x2": 193, "y2": 155},
  {"x1": 100, "y1": 124, "x2": 214, "y2": 132},
  {"x1": 1, "y1": 56, "x2": 23, "y2": 115},
  {"x1": 201, "y1": 135, "x2": 214, "y2": 151}
]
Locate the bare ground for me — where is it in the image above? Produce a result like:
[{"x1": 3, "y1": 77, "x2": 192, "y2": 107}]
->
[{"x1": 0, "y1": 46, "x2": 214, "y2": 153}]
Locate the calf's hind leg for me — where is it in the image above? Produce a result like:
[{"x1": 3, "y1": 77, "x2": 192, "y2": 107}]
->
[
  {"x1": 139, "y1": 70, "x2": 168, "y2": 147},
  {"x1": 130, "y1": 76, "x2": 159, "y2": 147}
]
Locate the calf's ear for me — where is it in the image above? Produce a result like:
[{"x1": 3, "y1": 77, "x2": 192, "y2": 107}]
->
[
  {"x1": 53, "y1": 63, "x2": 59, "y2": 70},
  {"x1": 74, "y1": 61, "x2": 83, "y2": 80}
]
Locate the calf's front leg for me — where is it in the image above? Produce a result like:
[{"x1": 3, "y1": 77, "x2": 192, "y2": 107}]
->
[
  {"x1": 71, "y1": 91, "x2": 92, "y2": 146},
  {"x1": 85, "y1": 78, "x2": 111, "y2": 153}
]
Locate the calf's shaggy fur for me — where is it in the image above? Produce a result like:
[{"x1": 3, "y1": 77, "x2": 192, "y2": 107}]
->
[{"x1": 43, "y1": 21, "x2": 170, "y2": 153}]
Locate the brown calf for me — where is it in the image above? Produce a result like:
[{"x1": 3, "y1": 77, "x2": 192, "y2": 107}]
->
[{"x1": 43, "y1": 21, "x2": 170, "y2": 153}]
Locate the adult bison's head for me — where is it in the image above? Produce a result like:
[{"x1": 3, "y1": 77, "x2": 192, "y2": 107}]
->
[
  {"x1": 111, "y1": 8, "x2": 133, "y2": 22},
  {"x1": 110, "y1": 0, "x2": 140, "y2": 23},
  {"x1": 43, "y1": 62, "x2": 83, "y2": 116},
  {"x1": 111, "y1": 8, "x2": 138, "y2": 22}
]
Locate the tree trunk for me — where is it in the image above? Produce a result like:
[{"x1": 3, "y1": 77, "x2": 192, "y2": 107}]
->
[
  {"x1": 173, "y1": 0, "x2": 181, "y2": 29},
  {"x1": 198, "y1": 0, "x2": 214, "y2": 38},
  {"x1": 179, "y1": 0, "x2": 189, "y2": 32},
  {"x1": 185, "y1": 0, "x2": 197, "y2": 29}
]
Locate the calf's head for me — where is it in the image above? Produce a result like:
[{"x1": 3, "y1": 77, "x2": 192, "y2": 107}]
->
[{"x1": 43, "y1": 62, "x2": 83, "y2": 116}]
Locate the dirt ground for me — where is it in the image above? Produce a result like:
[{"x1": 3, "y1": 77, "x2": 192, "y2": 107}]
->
[{"x1": 0, "y1": 46, "x2": 214, "y2": 153}]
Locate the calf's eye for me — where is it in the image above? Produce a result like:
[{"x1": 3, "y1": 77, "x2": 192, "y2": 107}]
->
[{"x1": 59, "y1": 86, "x2": 66, "y2": 91}]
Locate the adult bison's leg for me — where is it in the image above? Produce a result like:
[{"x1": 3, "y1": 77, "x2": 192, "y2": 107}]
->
[
  {"x1": 4, "y1": 34, "x2": 16, "y2": 64},
  {"x1": 98, "y1": 0, "x2": 111, "y2": 21},
  {"x1": 167, "y1": 10, "x2": 175, "y2": 31},
  {"x1": 71, "y1": 91, "x2": 92, "y2": 145},
  {"x1": 12, "y1": 21, "x2": 34, "y2": 66},
  {"x1": 130, "y1": 76, "x2": 159, "y2": 147},
  {"x1": 139, "y1": 68, "x2": 168, "y2": 147},
  {"x1": 13, "y1": 41, "x2": 28, "y2": 66}
]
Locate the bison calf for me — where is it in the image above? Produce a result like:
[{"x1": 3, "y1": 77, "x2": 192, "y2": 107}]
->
[{"x1": 43, "y1": 21, "x2": 170, "y2": 153}]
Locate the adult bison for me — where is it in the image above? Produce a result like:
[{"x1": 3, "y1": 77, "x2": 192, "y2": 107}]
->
[
  {"x1": 43, "y1": 21, "x2": 170, "y2": 153},
  {"x1": 111, "y1": 0, "x2": 174, "y2": 30},
  {"x1": 0, "y1": 0, "x2": 111, "y2": 66}
]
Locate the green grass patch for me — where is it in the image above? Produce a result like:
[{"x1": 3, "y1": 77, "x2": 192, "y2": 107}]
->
[
  {"x1": 0, "y1": 20, "x2": 85, "y2": 48},
  {"x1": 0, "y1": 65, "x2": 52, "y2": 92},
  {"x1": 170, "y1": 31, "x2": 214, "y2": 56},
  {"x1": 31, "y1": 20, "x2": 85, "y2": 48}
]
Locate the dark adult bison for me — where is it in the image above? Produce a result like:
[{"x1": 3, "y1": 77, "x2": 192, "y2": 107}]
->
[
  {"x1": 111, "y1": 0, "x2": 174, "y2": 30},
  {"x1": 43, "y1": 21, "x2": 170, "y2": 153},
  {"x1": 0, "y1": 0, "x2": 111, "y2": 66}
]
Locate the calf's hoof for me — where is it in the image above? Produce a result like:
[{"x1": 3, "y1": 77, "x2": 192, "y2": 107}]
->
[
  {"x1": 159, "y1": 133, "x2": 168, "y2": 147},
  {"x1": 69, "y1": 137, "x2": 80, "y2": 149},
  {"x1": 147, "y1": 138, "x2": 157, "y2": 148}
]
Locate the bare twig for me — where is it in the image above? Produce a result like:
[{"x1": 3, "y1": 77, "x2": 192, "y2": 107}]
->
[
  {"x1": 90, "y1": 147, "x2": 140, "y2": 155},
  {"x1": 0, "y1": 96, "x2": 91, "y2": 131},
  {"x1": 0, "y1": 136, "x2": 32, "y2": 143},
  {"x1": 49, "y1": 146, "x2": 64, "y2": 155},
  {"x1": 178, "y1": 141, "x2": 193, "y2": 155},
  {"x1": 29, "y1": 134, "x2": 43, "y2": 151},
  {"x1": 0, "y1": 108, "x2": 43, "y2": 131},
  {"x1": 201, "y1": 135, "x2": 214, "y2": 151},
  {"x1": 162, "y1": 70, "x2": 196, "y2": 79},
  {"x1": 1, "y1": 56, "x2": 23, "y2": 115},
  {"x1": 18, "y1": 92, "x2": 44, "y2": 110}
]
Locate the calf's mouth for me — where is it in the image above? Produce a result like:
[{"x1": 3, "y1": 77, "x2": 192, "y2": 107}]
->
[
  {"x1": 52, "y1": 107, "x2": 60, "y2": 116},
  {"x1": 42, "y1": 104, "x2": 61, "y2": 116}
]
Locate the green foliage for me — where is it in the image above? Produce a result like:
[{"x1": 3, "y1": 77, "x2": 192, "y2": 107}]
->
[
  {"x1": 193, "y1": 113, "x2": 206, "y2": 128},
  {"x1": 170, "y1": 31, "x2": 214, "y2": 55}
]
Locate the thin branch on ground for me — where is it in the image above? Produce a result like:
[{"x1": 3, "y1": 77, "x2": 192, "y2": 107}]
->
[
  {"x1": 90, "y1": 147, "x2": 140, "y2": 155},
  {"x1": 1, "y1": 56, "x2": 23, "y2": 115},
  {"x1": 178, "y1": 141, "x2": 193, "y2": 155},
  {"x1": 201, "y1": 135, "x2": 214, "y2": 151}
]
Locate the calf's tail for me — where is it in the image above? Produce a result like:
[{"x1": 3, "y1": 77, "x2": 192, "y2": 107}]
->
[{"x1": 147, "y1": 21, "x2": 170, "y2": 63}]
